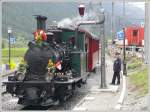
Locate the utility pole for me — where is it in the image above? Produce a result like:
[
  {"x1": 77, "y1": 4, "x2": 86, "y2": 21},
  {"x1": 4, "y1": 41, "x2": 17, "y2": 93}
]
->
[
  {"x1": 100, "y1": 9, "x2": 106, "y2": 88},
  {"x1": 0, "y1": 1, "x2": 2, "y2": 75},
  {"x1": 144, "y1": 2, "x2": 149, "y2": 64},
  {"x1": 146, "y1": 1, "x2": 150, "y2": 111},
  {"x1": 97, "y1": 2, "x2": 102, "y2": 65},
  {"x1": 123, "y1": 0, "x2": 127, "y2": 76},
  {"x1": 111, "y1": 2, "x2": 114, "y2": 40}
]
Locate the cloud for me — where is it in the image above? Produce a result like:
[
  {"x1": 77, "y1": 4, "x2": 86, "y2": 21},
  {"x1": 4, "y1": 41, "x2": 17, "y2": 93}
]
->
[{"x1": 129, "y1": 2, "x2": 145, "y2": 10}]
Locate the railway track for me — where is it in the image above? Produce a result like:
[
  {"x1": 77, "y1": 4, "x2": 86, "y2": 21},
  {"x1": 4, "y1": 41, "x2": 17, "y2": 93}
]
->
[
  {"x1": 1, "y1": 71, "x2": 88, "y2": 111},
  {"x1": 1, "y1": 70, "x2": 17, "y2": 95},
  {"x1": 20, "y1": 92, "x2": 86, "y2": 110},
  {"x1": 2, "y1": 81, "x2": 87, "y2": 111}
]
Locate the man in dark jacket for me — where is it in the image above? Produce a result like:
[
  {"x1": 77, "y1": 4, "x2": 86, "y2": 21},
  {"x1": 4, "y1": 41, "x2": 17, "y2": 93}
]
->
[{"x1": 111, "y1": 52, "x2": 121, "y2": 85}]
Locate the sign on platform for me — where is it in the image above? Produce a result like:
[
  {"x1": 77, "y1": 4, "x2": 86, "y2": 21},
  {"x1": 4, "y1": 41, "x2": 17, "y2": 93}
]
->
[
  {"x1": 10, "y1": 36, "x2": 16, "y2": 44},
  {"x1": 117, "y1": 30, "x2": 124, "y2": 40}
]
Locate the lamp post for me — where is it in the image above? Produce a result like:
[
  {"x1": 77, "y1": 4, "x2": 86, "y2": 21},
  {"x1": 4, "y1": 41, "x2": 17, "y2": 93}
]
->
[{"x1": 8, "y1": 27, "x2": 12, "y2": 68}]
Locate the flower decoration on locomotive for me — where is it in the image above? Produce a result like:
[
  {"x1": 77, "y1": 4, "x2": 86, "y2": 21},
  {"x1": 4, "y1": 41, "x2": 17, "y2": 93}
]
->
[
  {"x1": 18, "y1": 58, "x2": 28, "y2": 73},
  {"x1": 47, "y1": 59, "x2": 62, "y2": 72},
  {"x1": 47, "y1": 59, "x2": 64, "y2": 80},
  {"x1": 47, "y1": 59, "x2": 55, "y2": 73},
  {"x1": 34, "y1": 29, "x2": 47, "y2": 43}
]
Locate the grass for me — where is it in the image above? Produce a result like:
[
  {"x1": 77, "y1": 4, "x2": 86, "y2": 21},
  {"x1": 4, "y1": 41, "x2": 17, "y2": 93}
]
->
[
  {"x1": 2, "y1": 57, "x2": 22, "y2": 64},
  {"x1": 129, "y1": 67, "x2": 148, "y2": 96},
  {"x1": 2, "y1": 48, "x2": 27, "y2": 57},
  {"x1": 127, "y1": 57, "x2": 143, "y2": 70},
  {"x1": 128, "y1": 62, "x2": 142, "y2": 69},
  {"x1": 2, "y1": 48, "x2": 27, "y2": 64}
]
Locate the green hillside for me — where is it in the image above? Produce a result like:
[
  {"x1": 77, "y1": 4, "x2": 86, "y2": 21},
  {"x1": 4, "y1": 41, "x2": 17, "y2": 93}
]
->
[{"x1": 2, "y1": 2, "x2": 79, "y2": 48}]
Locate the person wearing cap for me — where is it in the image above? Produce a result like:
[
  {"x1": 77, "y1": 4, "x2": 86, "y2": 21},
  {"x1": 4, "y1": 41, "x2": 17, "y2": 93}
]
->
[{"x1": 111, "y1": 52, "x2": 121, "y2": 85}]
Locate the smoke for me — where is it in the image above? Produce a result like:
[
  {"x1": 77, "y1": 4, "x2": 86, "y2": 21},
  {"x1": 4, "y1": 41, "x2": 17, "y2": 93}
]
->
[
  {"x1": 58, "y1": 11, "x2": 99, "y2": 28},
  {"x1": 57, "y1": 3, "x2": 101, "y2": 37},
  {"x1": 58, "y1": 18, "x2": 73, "y2": 28}
]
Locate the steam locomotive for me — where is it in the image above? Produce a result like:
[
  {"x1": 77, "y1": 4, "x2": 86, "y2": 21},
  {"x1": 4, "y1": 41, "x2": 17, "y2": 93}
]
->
[{"x1": 3, "y1": 16, "x2": 100, "y2": 106}]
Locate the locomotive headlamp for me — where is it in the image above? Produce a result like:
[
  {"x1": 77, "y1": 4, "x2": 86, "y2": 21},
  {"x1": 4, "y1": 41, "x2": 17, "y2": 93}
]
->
[{"x1": 78, "y1": 3, "x2": 85, "y2": 17}]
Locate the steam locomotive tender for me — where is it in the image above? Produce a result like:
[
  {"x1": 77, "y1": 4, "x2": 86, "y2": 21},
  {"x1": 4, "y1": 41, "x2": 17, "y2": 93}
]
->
[{"x1": 3, "y1": 16, "x2": 100, "y2": 106}]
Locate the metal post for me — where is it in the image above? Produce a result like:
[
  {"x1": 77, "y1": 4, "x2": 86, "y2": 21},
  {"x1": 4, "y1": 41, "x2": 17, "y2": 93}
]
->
[
  {"x1": 98, "y1": 41, "x2": 100, "y2": 64},
  {"x1": 123, "y1": 0, "x2": 127, "y2": 76},
  {"x1": 111, "y1": 2, "x2": 114, "y2": 40},
  {"x1": 144, "y1": 0, "x2": 150, "y2": 112},
  {"x1": 100, "y1": 10, "x2": 106, "y2": 88},
  {"x1": 0, "y1": 1, "x2": 2, "y2": 75},
  {"x1": 145, "y1": 2, "x2": 149, "y2": 64},
  {"x1": 97, "y1": 2, "x2": 102, "y2": 65},
  {"x1": 8, "y1": 27, "x2": 12, "y2": 67},
  {"x1": 9, "y1": 33, "x2": 10, "y2": 65},
  {"x1": 123, "y1": 28, "x2": 127, "y2": 76}
]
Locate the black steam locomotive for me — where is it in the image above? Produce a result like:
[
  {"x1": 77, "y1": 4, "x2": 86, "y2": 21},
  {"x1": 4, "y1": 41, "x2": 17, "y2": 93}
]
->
[{"x1": 3, "y1": 15, "x2": 99, "y2": 106}]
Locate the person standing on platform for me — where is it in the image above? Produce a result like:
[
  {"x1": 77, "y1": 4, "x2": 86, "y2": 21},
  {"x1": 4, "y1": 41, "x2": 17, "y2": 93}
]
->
[{"x1": 111, "y1": 52, "x2": 121, "y2": 85}]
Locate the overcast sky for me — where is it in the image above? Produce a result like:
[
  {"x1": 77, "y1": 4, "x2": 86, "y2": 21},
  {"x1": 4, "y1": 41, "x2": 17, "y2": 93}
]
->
[
  {"x1": 130, "y1": 2, "x2": 145, "y2": 10},
  {"x1": 4, "y1": 0, "x2": 145, "y2": 10}
]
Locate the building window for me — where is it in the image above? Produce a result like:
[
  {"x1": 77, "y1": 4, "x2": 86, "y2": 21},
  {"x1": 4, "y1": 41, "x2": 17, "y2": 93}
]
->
[{"x1": 133, "y1": 30, "x2": 138, "y2": 37}]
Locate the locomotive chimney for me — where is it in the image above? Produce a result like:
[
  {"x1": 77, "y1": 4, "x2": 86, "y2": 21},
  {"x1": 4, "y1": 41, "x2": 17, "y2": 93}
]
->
[{"x1": 35, "y1": 15, "x2": 47, "y2": 31}]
